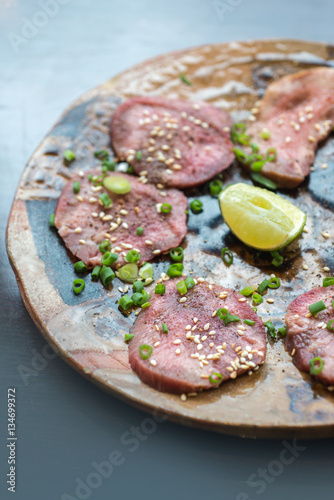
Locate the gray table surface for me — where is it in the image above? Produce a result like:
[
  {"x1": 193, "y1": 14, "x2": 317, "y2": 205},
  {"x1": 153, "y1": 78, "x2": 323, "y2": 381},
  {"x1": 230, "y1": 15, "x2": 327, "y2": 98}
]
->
[{"x1": 1, "y1": 1, "x2": 334, "y2": 499}]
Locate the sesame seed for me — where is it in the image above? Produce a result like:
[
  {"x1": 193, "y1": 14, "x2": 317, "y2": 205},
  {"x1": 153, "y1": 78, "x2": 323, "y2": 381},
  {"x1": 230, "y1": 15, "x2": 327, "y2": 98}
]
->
[
  {"x1": 324, "y1": 267, "x2": 330, "y2": 272},
  {"x1": 308, "y1": 135, "x2": 316, "y2": 143},
  {"x1": 193, "y1": 318, "x2": 198, "y2": 323},
  {"x1": 230, "y1": 371, "x2": 237, "y2": 379},
  {"x1": 145, "y1": 240, "x2": 153, "y2": 245},
  {"x1": 74, "y1": 227, "x2": 82, "y2": 233},
  {"x1": 197, "y1": 344, "x2": 203, "y2": 351},
  {"x1": 89, "y1": 197, "x2": 97, "y2": 203},
  {"x1": 91, "y1": 212, "x2": 98, "y2": 218},
  {"x1": 219, "y1": 292, "x2": 228, "y2": 299},
  {"x1": 299, "y1": 116, "x2": 306, "y2": 123},
  {"x1": 237, "y1": 331, "x2": 244, "y2": 336},
  {"x1": 173, "y1": 164, "x2": 182, "y2": 170},
  {"x1": 303, "y1": 227, "x2": 308, "y2": 233},
  {"x1": 197, "y1": 278, "x2": 205, "y2": 282},
  {"x1": 203, "y1": 323, "x2": 210, "y2": 331},
  {"x1": 223, "y1": 126, "x2": 230, "y2": 132},
  {"x1": 201, "y1": 335, "x2": 207, "y2": 342},
  {"x1": 209, "y1": 330, "x2": 216, "y2": 336},
  {"x1": 212, "y1": 311, "x2": 217, "y2": 317},
  {"x1": 185, "y1": 325, "x2": 192, "y2": 330},
  {"x1": 150, "y1": 359, "x2": 157, "y2": 366},
  {"x1": 121, "y1": 243, "x2": 133, "y2": 249},
  {"x1": 321, "y1": 163, "x2": 328, "y2": 169},
  {"x1": 175, "y1": 348, "x2": 181, "y2": 355},
  {"x1": 118, "y1": 287, "x2": 123, "y2": 293},
  {"x1": 304, "y1": 312, "x2": 312, "y2": 318},
  {"x1": 291, "y1": 349, "x2": 296, "y2": 356},
  {"x1": 152, "y1": 249, "x2": 161, "y2": 255},
  {"x1": 201, "y1": 374, "x2": 209, "y2": 379},
  {"x1": 122, "y1": 222, "x2": 129, "y2": 229},
  {"x1": 102, "y1": 215, "x2": 113, "y2": 222},
  {"x1": 302, "y1": 264, "x2": 308, "y2": 270},
  {"x1": 285, "y1": 136, "x2": 291, "y2": 143},
  {"x1": 174, "y1": 339, "x2": 181, "y2": 345},
  {"x1": 110, "y1": 223, "x2": 118, "y2": 231},
  {"x1": 238, "y1": 297, "x2": 247, "y2": 303},
  {"x1": 321, "y1": 231, "x2": 330, "y2": 239},
  {"x1": 267, "y1": 298, "x2": 274, "y2": 304},
  {"x1": 179, "y1": 297, "x2": 187, "y2": 303},
  {"x1": 192, "y1": 325, "x2": 197, "y2": 331},
  {"x1": 79, "y1": 239, "x2": 86, "y2": 245},
  {"x1": 180, "y1": 394, "x2": 187, "y2": 401}
]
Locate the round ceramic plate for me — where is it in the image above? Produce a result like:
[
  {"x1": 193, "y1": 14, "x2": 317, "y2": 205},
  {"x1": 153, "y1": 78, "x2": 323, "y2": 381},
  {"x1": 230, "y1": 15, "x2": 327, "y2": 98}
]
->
[{"x1": 7, "y1": 39, "x2": 334, "y2": 438}]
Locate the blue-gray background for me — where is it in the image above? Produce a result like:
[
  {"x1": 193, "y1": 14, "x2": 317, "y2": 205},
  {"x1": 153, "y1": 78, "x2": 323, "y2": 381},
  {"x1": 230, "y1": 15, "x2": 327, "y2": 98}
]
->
[{"x1": 1, "y1": 1, "x2": 333, "y2": 499}]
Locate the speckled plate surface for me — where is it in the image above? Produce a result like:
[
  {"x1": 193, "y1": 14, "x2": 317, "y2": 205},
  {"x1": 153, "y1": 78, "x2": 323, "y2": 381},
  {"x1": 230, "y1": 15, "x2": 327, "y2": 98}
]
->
[{"x1": 6, "y1": 39, "x2": 334, "y2": 438}]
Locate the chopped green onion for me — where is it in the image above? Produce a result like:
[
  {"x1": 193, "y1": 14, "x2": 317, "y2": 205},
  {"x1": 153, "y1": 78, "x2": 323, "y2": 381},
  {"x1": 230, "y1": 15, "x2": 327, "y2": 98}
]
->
[
  {"x1": 49, "y1": 214, "x2": 55, "y2": 227},
  {"x1": 133, "y1": 280, "x2": 144, "y2": 293},
  {"x1": 132, "y1": 291, "x2": 150, "y2": 306},
  {"x1": 221, "y1": 247, "x2": 233, "y2": 266},
  {"x1": 99, "y1": 192, "x2": 112, "y2": 208},
  {"x1": 155, "y1": 284, "x2": 166, "y2": 295},
  {"x1": 124, "y1": 333, "x2": 134, "y2": 342},
  {"x1": 127, "y1": 165, "x2": 135, "y2": 175},
  {"x1": 94, "y1": 150, "x2": 109, "y2": 160},
  {"x1": 119, "y1": 295, "x2": 133, "y2": 310},
  {"x1": 117, "y1": 263, "x2": 138, "y2": 283},
  {"x1": 139, "y1": 262, "x2": 154, "y2": 281},
  {"x1": 102, "y1": 159, "x2": 116, "y2": 171},
  {"x1": 209, "y1": 372, "x2": 223, "y2": 384},
  {"x1": 268, "y1": 277, "x2": 281, "y2": 289},
  {"x1": 232, "y1": 147, "x2": 252, "y2": 165},
  {"x1": 240, "y1": 286, "x2": 255, "y2": 297},
  {"x1": 260, "y1": 129, "x2": 271, "y2": 140},
  {"x1": 162, "y1": 323, "x2": 168, "y2": 334},
  {"x1": 185, "y1": 276, "x2": 195, "y2": 289},
  {"x1": 100, "y1": 265, "x2": 115, "y2": 286},
  {"x1": 271, "y1": 250, "x2": 284, "y2": 267},
  {"x1": 99, "y1": 240, "x2": 111, "y2": 253},
  {"x1": 136, "y1": 226, "x2": 144, "y2": 236},
  {"x1": 252, "y1": 293, "x2": 263, "y2": 304},
  {"x1": 309, "y1": 356, "x2": 324, "y2": 375},
  {"x1": 139, "y1": 344, "x2": 153, "y2": 360},
  {"x1": 73, "y1": 181, "x2": 80, "y2": 194},
  {"x1": 217, "y1": 308, "x2": 240, "y2": 326},
  {"x1": 278, "y1": 326, "x2": 287, "y2": 337},
  {"x1": 209, "y1": 179, "x2": 223, "y2": 197},
  {"x1": 266, "y1": 148, "x2": 277, "y2": 162},
  {"x1": 237, "y1": 133, "x2": 251, "y2": 146},
  {"x1": 125, "y1": 249, "x2": 140, "y2": 263},
  {"x1": 251, "y1": 160, "x2": 266, "y2": 172},
  {"x1": 170, "y1": 247, "x2": 184, "y2": 262},
  {"x1": 141, "y1": 302, "x2": 151, "y2": 309},
  {"x1": 252, "y1": 307, "x2": 257, "y2": 313},
  {"x1": 91, "y1": 266, "x2": 101, "y2": 281},
  {"x1": 190, "y1": 199, "x2": 203, "y2": 213},
  {"x1": 244, "y1": 319, "x2": 255, "y2": 326},
  {"x1": 135, "y1": 151, "x2": 142, "y2": 160},
  {"x1": 179, "y1": 73, "x2": 192, "y2": 86},
  {"x1": 74, "y1": 261, "x2": 88, "y2": 273},
  {"x1": 251, "y1": 143, "x2": 260, "y2": 153},
  {"x1": 101, "y1": 251, "x2": 118, "y2": 266},
  {"x1": 167, "y1": 263, "x2": 184, "y2": 278},
  {"x1": 309, "y1": 300, "x2": 326, "y2": 315},
  {"x1": 258, "y1": 279, "x2": 269, "y2": 295},
  {"x1": 92, "y1": 174, "x2": 104, "y2": 186},
  {"x1": 323, "y1": 277, "x2": 334, "y2": 287},
  {"x1": 231, "y1": 123, "x2": 246, "y2": 143},
  {"x1": 264, "y1": 320, "x2": 276, "y2": 339},
  {"x1": 73, "y1": 279, "x2": 85, "y2": 294},
  {"x1": 63, "y1": 149, "x2": 76, "y2": 164},
  {"x1": 327, "y1": 319, "x2": 334, "y2": 331},
  {"x1": 251, "y1": 172, "x2": 277, "y2": 191},
  {"x1": 103, "y1": 175, "x2": 131, "y2": 195},
  {"x1": 161, "y1": 203, "x2": 172, "y2": 214},
  {"x1": 176, "y1": 280, "x2": 187, "y2": 295}
]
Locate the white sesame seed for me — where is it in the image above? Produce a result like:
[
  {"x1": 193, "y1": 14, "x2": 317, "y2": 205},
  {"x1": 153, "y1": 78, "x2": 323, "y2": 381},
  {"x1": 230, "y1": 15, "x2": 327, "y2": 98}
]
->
[
  {"x1": 89, "y1": 197, "x2": 97, "y2": 203},
  {"x1": 192, "y1": 325, "x2": 197, "y2": 331},
  {"x1": 285, "y1": 136, "x2": 291, "y2": 143},
  {"x1": 122, "y1": 222, "x2": 129, "y2": 229},
  {"x1": 212, "y1": 311, "x2": 217, "y2": 317},
  {"x1": 267, "y1": 298, "x2": 274, "y2": 304},
  {"x1": 118, "y1": 287, "x2": 123, "y2": 293},
  {"x1": 91, "y1": 185, "x2": 102, "y2": 192},
  {"x1": 121, "y1": 243, "x2": 133, "y2": 249},
  {"x1": 203, "y1": 323, "x2": 210, "y2": 331},
  {"x1": 180, "y1": 394, "x2": 187, "y2": 401},
  {"x1": 308, "y1": 135, "x2": 316, "y2": 143},
  {"x1": 237, "y1": 331, "x2": 244, "y2": 336},
  {"x1": 120, "y1": 209, "x2": 128, "y2": 215},
  {"x1": 209, "y1": 330, "x2": 216, "y2": 336},
  {"x1": 179, "y1": 297, "x2": 187, "y2": 303},
  {"x1": 197, "y1": 278, "x2": 205, "y2": 282},
  {"x1": 173, "y1": 164, "x2": 182, "y2": 170},
  {"x1": 197, "y1": 344, "x2": 203, "y2": 351},
  {"x1": 324, "y1": 267, "x2": 330, "y2": 272},
  {"x1": 302, "y1": 264, "x2": 308, "y2": 270},
  {"x1": 91, "y1": 212, "x2": 98, "y2": 218},
  {"x1": 145, "y1": 240, "x2": 153, "y2": 245},
  {"x1": 175, "y1": 348, "x2": 181, "y2": 355},
  {"x1": 230, "y1": 371, "x2": 237, "y2": 379},
  {"x1": 185, "y1": 325, "x2": 192, "y2": 330},
  {"x1": 173, "y1": 339, "x2": 181, "y2": 345},
  {"x1": 193, "y1": 318, "x2": 198, "y2": 323},
  {"x1": 321, "y1": 231, "x2": 330, "y2": 239},
  {"x1": 74, "y1": 227, "x2": 82, "y2": 233},
  {"x1": 238, "y1": 297, "x2": 247, "y2": 302},
  {"x1": 305, "y1": 312, "x2": 312, "y2": 318},
  {"x1": 294, "y1": 314, "x2": 300, "y2": 319},
  {"x1": 186, "y1": 332, "x2": 191, "y2": 339},
  {"x1": 79, "y1": 239, "x2": 86, "y2": 245},
  {"x1": 201, "y1": 335, "x2": 207, "y2": 342},
  {"x1": 154, "y1": 341, "x2": 160, "y2": 348},
  {"x1": 124, "y1": 285, "x2": 129, "y2": 293},
  {"x1": 201, "y1": 374, "x2": 209, "y2": 379},
  {"x1": 219, "y1": 292, "x2": 228, "y2": 299},
  {"x1": 150, "y1": 359, "x2": 157, "y2": 366},
  {"x1": 110, "y1": 223, "x2": 118, "y2": 231},
  {"x1": 291, "y1": 349, "x2": 296, "y2": 356}
]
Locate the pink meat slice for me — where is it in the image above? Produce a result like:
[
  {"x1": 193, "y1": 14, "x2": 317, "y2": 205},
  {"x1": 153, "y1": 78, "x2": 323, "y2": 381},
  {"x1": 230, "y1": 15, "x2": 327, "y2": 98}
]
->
[
  {"x1": 242, "y1": 68, "x2": 334, "y2": 188},
  {"x1": 285, "y1": 286, "x2": 334, "y2": 386},
  {"x1": 128, "y1": 278, "x2": 266, "y2": 394},
  {"x1": 54, "y1": 170, "x2": 188, "y2": 267},
  {"x1": 110, "y1": 96, "x2": 234, "y2": 188}
]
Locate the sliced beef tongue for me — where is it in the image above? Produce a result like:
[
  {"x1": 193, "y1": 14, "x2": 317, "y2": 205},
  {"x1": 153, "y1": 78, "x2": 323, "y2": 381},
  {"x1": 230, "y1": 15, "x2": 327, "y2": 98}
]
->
[
  {"x1": 128, "y1": 278, "x2": 266, "y2": 394},
  {"x1": 54, "y1": 170, "x2": 187, "y2": 267},
  {"x1": 110, "y1": 96, "x2": 234, "y2": 189},
  {"x1": 242, "y1": 68, "x2": 334, "y2": 188},
  {"x1": 286, "y1": 286, "x2": 334, "y2": 386}
]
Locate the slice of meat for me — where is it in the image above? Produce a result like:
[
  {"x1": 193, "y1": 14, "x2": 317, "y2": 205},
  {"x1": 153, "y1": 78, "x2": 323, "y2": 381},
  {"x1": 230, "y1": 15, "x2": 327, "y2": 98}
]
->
[
  {"x1": 241, "y1": 68, "x2": 334, "y2": 188},
  {"x1": 110, "y1": 96, "x2": 234, "y2": 189},
  {"x1": 54, "y1": 170, "x2": 188, "y2": 267},
  {"x1": 285, "y1": 286, "x2": 334, "y2": 386},
  {"x1": 128, "y1": 278, "x2": 266, "y2": 394}
]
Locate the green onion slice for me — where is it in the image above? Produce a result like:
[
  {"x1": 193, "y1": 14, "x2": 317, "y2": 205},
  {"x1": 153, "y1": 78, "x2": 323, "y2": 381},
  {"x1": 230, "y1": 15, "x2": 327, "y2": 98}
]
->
[
  {"x1": 161, "y1": 203, "x2": 172, "y2": 214},
  {"x1": 49, "y1": 214, "x2": 55, "y2": 227},
  {"x1": 240, "y1": 286, "x2": 255, "y2": 297},
  {"x1": 209, "y1": 372, "x2": 223, "y2": 384},
  {"x1": 139, "y1": 344, "x2": 153, "y2": 359},
  {"x1": 101, "y1": 251, "x2": 119, "y2": 267},
  {"x1": 209, "y1": 179, "x2": 223, "y2": 197},
  {"x1": 327, "y1": 319, "x2": 334, "y2": 331},
  {"x1": 124, "y1": 333, "x2": 134, "y2": 342},
  {"x1": 278, "y1": 326, "x2": 287, "y2": 337},
  {"x1": 102, "y1": 159, "x2": 116, "y2": 171},
  {"x1": 264, "y1": 320, "x2": 276, "y2": 339},
  {"x1": 190, "y1": 199, "x2": 203, "y2": 213},
  {"x1": 260, "y1": 129, "x2": 271, "y2": 140},
  {"x1": 94, "y1": 150, "x2": 109, "y2": 160},
  {"x1": 133, "y1": 280, "x2": 144, "y2": 293},
  {"x1": 162, "y1": 323, "x2": 168, "y2": 334},
  {"x1": 232, "y1": 147, "x2": 252, "y2": 165},
  {"x1": 250, "y1": 172, "x2": 277, "y2": 191},
  {"x1": 73, "y1": 181, "x2": 80, "y2": 194},
  {"x1": 155, "y1": 284, "x2": 166, "y2": 295},
  {"x1": 179, "y1": 73, "x2": 192, "y2": 86},
  {"x1": 176, "y1": 280, "x2": 187, "y2": 295},
  {"x1": 252, "y1": 293, "x2": 263, "y2": 305},
  {"x1": 141, "y1": 302, "x2": 151, "y2": 309},
  {"x1": 268, "y1": 277, "x2": 281, "y2": 289},
  {"x1": 135, "y1": 151, "x2": 142, "y2": 160},
  {"x1": 167, "y1": 263, "x2": 184, "y2": 278},
  {"x1": 309, "y1": 300, "x2": 326, "y2": 315},
  {"x1": 99, "y1": 240, "x2": 111, "y2": 253},
  {"x1": 99, "y1": 192, "x2": 112, "y2": 208},
  {"x1": 266, "y1": 148, "x2": 277, "y2": 162},
  {"x1": 103, "y1": 175, "x2": 131, "y2": 195},
  {"x1": 117, "y1": 263, "x2": 138, "y2": 283},
  {"x1": 119, "y1": 295, "x2": 133, "y2": 311},
  {"x1": 323, "y1": 277, "x2": 334, "y2": 287},
  {"x1": 221, "y1": 247, "x2": 233, "y2": 266},
  {"x1": 100, "y1": 265, "x2": 115, "y2": 286},
  {"x1": 73, "y1": 279, "x2": 85, "y2": 294},
  {"x1": 139, "y1": 263, "x2": 154, "y2": 281},
  {"x1": 251, "y1": 143, "x2": 260, "y2": 153},
  {"x1": 170, "y1": 247, "x2": 184, "y2": 262},
  {"x1": 257, "y1": 279, "x2": 269, "y2": 295},
  {"x1": 91, "y1": 266, "x2": 101, "y2": 281},
  {"x1": 63, "y1": 149, "x2": 76, "y2": 164},
  {"x1": 125, "y1": 250, "x2": 140, "y2": 263},
  {"x1": 231, "y1": 123, "x2": 246, "y2": 143},
  {"x1": 185, "y1": 277, "x2": 195, "y2": 289},
  {"x1": 251, "y1": 160, "x2": 266, "y2": 172},
  {"x1": 217, "y1": 308, "x2": 240, "y2": 326},
  {"x1": 244, "y1": 319, "x2": 255, "y2": 326},
  {"x1": 271, "y1": 250, "x2": 284, "y2": 267},
  {"x1": 136, "y1": 227, "x2": 144, "y2": 236},
  {"x1": 309, "y1": 356, "x2": 324, "y2": 375},
  {"x1": 74, "y1": 261, "x2": 88, "y2": 273}
]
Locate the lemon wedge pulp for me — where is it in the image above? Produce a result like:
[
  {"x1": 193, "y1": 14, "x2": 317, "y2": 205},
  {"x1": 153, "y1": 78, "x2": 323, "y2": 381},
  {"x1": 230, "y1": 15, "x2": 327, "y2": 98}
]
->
[{"x1": 218, "y1": 183, "x2": 306, "y2": 251}]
